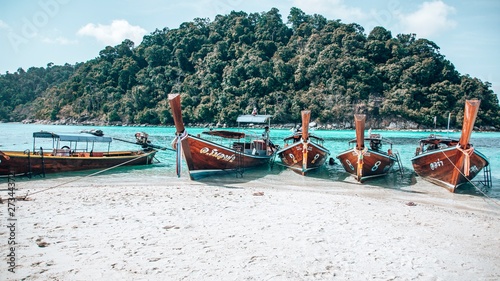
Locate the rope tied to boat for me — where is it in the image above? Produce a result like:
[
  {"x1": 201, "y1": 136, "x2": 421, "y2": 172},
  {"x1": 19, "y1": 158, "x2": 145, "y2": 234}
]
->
[
  {"x1": 0, "y1": 150, "x2": 10, "y2": 160},
  {"x1": 302, "y1": 142, "x2": 308, "y2": 153},
  {"x1": 456, "y1": 144, "x2": 474, "y2": 176},
  {"x1": 17, "y1": 152, "x2": 152, "y2": 200},
  {"x1": 440, "y1": 150, "x2": 499, "y2": 208},
  {"x1": 172, "y1": 130, "x2": 188, "y2": 177},
  {"x1": 354, "y1": 147, "x2": 368, "y2": 164},
  {"x1": 354, "y1": 147, "x2": 368, "y2": 179}
]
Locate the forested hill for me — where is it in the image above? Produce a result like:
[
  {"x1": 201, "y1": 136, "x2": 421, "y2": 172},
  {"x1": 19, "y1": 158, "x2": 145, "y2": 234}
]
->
[{"x1": 1, "y1": 7, "x2": 499, "y2": 129}]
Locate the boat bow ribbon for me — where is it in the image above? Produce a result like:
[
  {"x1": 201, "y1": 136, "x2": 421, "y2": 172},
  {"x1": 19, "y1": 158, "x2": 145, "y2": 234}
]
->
[
  {"x1": 172, "y1": 130, "x2": 188, "y2": 177},
  {"x1": 456, "y1": 144, "x2": 474, "y2": 176}
]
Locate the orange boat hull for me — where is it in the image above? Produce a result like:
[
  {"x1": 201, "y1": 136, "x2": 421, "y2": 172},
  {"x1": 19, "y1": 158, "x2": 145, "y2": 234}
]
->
[
  {"x1": 181, "y1": 135, "x2": 273, "y2": 178},
  {"x1": 0, "y1": 150, "x2": 157, "y2": 177},
  {"x1": 411, "y1": 147, "x2": 489, "y2": 192},
  {"x1": 337, "y1": 149, "x2": 396, "y2": 182},
  {"x1": 277, "y1": 141, "x2": 329, "y2": 175}
]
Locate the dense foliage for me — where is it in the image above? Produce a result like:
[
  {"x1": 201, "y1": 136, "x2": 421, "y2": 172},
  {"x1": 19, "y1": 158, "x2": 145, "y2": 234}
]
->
[{"x1": 1, "y1": 8, "x2": 499, "y2": 129}]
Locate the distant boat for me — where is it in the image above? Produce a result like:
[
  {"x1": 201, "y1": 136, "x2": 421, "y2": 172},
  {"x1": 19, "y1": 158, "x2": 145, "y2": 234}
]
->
[
  {"x1": 0, "y1": 131, "x2": 157, "y2": 177},
  {"x1": 411, "y1": 99, "x2": 490, "y2": 192},
  {"x1": 168, "y1": 93, "x2": 277, "y2": 179},
  {"x1": 336, "y1": 114, "x2": 402, "y2": 182},
  {"x1": 276, "y1": 110, "x2": 330, "y2": 175}
]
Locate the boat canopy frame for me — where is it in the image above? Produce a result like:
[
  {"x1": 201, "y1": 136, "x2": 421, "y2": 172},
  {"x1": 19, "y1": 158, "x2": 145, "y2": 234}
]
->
[
  {"x1": 32, "y1": 131, "x2": 112, "y2": 153},
  {"x1": 347, "y1": 134, "x2": 394, "y2": 152},
  {"x1": 283, "y1": 133, "x2": 325, "y2": 146},
  {"x1": 236, "y1": 114, "x2": 272, "y2": 125}
]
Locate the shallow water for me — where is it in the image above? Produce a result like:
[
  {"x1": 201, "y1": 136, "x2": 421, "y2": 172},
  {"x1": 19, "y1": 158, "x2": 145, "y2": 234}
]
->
[{"x1": 0, "y1": 123, "x2": 498, "y2": 197}]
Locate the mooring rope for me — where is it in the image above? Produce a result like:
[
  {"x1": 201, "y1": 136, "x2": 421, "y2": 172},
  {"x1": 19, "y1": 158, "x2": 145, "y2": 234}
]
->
[
  {"x1": 18, "y1": 152, "x2": 151, "y2": 200},
  {"x1": 455, "y1": 144, "x2": 474, "y2": 176},
  {"x1": 354, "y1": 147, "x2": 368, "y2": 178}
]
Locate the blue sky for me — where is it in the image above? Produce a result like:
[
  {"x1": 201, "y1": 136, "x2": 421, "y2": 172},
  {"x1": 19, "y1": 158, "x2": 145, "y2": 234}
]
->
[{"x1": 1, "y1": 0, "x2": 499, "y2": 94}]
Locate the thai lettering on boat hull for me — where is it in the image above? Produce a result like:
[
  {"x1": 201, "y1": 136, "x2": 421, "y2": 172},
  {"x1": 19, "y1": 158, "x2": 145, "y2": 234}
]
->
[
  {"x1": 200, "y1": 147, "x2": 236, "y2": 162},
  {"x1": 429, "y1": 159, "x2": 444, "y2": 170}
]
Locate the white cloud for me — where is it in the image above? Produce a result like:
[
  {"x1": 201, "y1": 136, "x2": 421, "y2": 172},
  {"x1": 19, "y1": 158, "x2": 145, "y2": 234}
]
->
[
  {"x1": 42, "y1": 36, "x2": 77, "y2": 45},
  {"x1": 399, "y1": 1, "x2": 456, "y2": 37},
  {"x1": 77, "y1": 19, "x2": 147, "y2": 46},
  {"x1": 292, "y1": 0, "x2": 366, "y2": 22}
]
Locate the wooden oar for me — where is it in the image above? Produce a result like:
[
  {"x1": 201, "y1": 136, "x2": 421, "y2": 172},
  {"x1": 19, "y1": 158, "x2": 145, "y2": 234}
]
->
[
  {"x1": 112, "y1": 137, "x2": 174, "y2": 152},
  {"x1": 354, "y1": 114, "x2": 366, "y2": 150}
]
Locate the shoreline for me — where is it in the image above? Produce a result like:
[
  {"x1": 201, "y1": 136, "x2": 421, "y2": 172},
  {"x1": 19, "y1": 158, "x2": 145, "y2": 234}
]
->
[
  {"x1": 1, "y1": 172, "x2": 499, "y2": 280},
  {"x1": 2, "y1": 120, "x2": 499, "y2": 133}
]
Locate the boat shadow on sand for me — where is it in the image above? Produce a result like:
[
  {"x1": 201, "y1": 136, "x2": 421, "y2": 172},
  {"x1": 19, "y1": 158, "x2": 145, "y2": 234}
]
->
[
  {"x1": 269, "y1": 161, "x2": 426, "y2": 195},
  {"x1": 321, "y1": 164, "x2": 429, "y2": 194},
  {"x1": 195, "y1": 165, "x2": 282, "y2": 189}
]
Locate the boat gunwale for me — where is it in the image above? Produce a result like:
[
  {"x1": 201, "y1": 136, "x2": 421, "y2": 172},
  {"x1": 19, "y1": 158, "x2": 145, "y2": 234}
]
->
[
  {"x1": 188, "y1": 133, "x2": 274, "y2": 160},
  {"x1": 276, "y1": 138, "x2": 330, "y2": 155}
]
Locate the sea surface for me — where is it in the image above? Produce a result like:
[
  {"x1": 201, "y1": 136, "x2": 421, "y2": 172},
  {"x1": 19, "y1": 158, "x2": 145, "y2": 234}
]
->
[{"x1": 0, "y1": 122, "x2": 498, "y2": 198}]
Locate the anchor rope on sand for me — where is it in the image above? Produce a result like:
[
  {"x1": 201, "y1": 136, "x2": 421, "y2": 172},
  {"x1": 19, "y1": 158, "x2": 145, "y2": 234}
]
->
[
  {"x1": 440, "y1": 151, "x2": 499, "y2": 207},
  {"x1": 8, "y1": 153, "x2": 151, "y2": 200}
]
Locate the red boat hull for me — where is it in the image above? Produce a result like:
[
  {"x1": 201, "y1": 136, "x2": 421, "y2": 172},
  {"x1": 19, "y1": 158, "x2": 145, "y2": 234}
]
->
[
  {"x1": 182, "y1": 135, "x2": 273, "y2": 178},
  {"x1": 337, "y1": 149, "x2": 396, "y2": 182},
  {"x1": 411, "y1": 147, "x2": 489, "y2": 192},
  {"x1": 0, "y1": 150, "x2": 157, "y2": 176},
  {"x1": 277, "y1": 141, "x2": 329, "y2": 175},
  {"x1": 411, "y1": 99, "x2": 490, "y2": 192}
]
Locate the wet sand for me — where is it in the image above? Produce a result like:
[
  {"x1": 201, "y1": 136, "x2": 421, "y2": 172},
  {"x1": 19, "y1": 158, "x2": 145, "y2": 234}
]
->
[{"x1": 1, "y1": 170, "x2": 499, "y2": 280}]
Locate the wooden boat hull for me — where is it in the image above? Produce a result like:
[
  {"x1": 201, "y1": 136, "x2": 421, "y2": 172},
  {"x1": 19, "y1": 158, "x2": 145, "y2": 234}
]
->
[
  {"x1": 180, "y1": 135, "x2": 272, "y2": 179},
  {"x1": 411, "y1": 147, "x2": 489, "y2": 192},
  {"x1": 411, "y1": 99, "x2": 489, "y2": 192},
  {"x1": 337, "y1": 149, "x2": 396, "y2": 182},
  {"x1": 277, "y1": 140, "x2": 329, "y2": 175},
  {"x1": 0, "y1": 150, "x2": 157, "y2": 176},
  {"x1": 168, "y1": 93, "x2": 274, "y2": 179}
]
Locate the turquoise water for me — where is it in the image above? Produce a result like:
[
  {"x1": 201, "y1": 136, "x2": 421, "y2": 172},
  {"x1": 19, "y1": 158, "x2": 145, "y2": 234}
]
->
[{"x1": 0, "y1": 123, "x2": 498, "y2": 197}]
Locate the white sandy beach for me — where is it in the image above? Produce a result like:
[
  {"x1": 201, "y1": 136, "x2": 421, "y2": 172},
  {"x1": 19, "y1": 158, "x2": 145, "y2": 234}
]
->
[{"x1": 1, "y1": 170, "x2": 499, "y2": 281}]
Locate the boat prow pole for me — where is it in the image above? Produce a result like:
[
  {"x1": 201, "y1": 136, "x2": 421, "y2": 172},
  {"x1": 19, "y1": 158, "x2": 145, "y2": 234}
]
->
[
  {"x1": 168, "y1": 94, "x2": 186, "y2": 134},
  {"x1": 301, "y1": 110, "x2": 311, "y2": 175},
  {"x1": 354, "y1": 114, "x2": 366, "y2": 150},
  {"x1": 301, "y1": 110, "x2": 311, "y2": 142},
  {"x1": 451, "y1": 99, "x2": 481, "y2": 185},
  {"x1": 168, "y1": 93, "x2": 194, "y2": 178},
  {"x1": 459, "y1": 99, "x2": 481, "y2": 148}
]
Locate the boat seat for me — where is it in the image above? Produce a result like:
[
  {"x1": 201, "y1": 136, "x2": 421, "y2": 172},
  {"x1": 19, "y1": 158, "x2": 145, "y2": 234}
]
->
[
  {"x1": 233, "y1": 142, "x2": 243, "y2": 151},
  {"x1": 53, "y1": 149, "x2": 70, "y2": 156}
]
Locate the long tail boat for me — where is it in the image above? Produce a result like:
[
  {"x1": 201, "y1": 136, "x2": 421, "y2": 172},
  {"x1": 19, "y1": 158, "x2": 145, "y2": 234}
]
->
[
  {"x1": 168, "y1": 93, "x2": 277, "y2": 179},
  {"x1": 336, "y1": 114, "x2": 401, "y2": 182},
  {"x1": 0, "y1": 131, "x2": 157, "y2": 177},
  {"x1": 276, "y1": 110, "x2": 330, "y2": 175},
  {"x1": 411, "y1": 99, "x2": 490, "y2": 192}
]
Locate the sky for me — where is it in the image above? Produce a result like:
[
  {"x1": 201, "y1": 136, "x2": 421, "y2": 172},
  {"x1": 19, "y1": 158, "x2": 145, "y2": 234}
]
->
[{"x1": 1, "y1": 0, "x2": 499, "y2": 94}]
